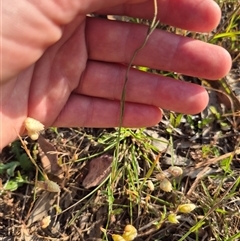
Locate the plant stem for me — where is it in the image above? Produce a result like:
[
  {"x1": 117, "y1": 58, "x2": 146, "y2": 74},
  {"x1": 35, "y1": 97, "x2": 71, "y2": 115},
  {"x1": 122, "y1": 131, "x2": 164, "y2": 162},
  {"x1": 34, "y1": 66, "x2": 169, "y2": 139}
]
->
[{"x1": 116, "y1": 0, "x2": 160, "y2": 156}]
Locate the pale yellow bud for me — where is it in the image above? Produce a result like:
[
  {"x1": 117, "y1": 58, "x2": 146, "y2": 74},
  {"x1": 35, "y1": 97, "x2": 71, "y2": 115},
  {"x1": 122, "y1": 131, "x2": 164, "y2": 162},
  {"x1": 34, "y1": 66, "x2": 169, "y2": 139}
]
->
[
  {"x1": 156, "y1": 173, "x2": 166, "y2": 181},
  {"x1": 40, "y1": 216, "x2": 51, "y2": 229},
  {"x1": 167, "y1": 213, "x2": 179, "y2": 224},
  {"x1": 147, "y1": 180, "x2": 154, "y2": 191},
  {"x1": 168, "y1": 166, "x2": 183, "y2": 177},
  {"x1": 112, "y1": 234, "x2": 126, "y2": 241},
  {"x1": 122, "y1": 224, "x2": 137, "y2": 241},
  {"x1": 28, "y1": 132, "x2": 40, "y2": 140},
  {"x1": 178, "y1": 203, "x2": 196, "y2": 213},
  {"x1": 24, "y1": 117, "x2": 44, "y2": 140},
  {"x1": 160, "y1": 178, "x2": 172, "y2": 192}
]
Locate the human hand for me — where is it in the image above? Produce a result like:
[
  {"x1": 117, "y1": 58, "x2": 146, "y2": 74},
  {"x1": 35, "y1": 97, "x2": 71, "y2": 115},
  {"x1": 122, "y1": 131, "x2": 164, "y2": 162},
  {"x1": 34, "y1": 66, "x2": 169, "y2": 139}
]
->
[{"x1": 0, "y1": 0, "x2": 231, "y2": 150}]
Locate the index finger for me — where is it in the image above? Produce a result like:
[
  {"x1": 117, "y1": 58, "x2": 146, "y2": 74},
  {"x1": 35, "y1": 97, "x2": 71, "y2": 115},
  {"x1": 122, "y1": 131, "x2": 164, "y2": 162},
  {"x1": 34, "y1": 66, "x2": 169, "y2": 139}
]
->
[{"x1": 97, "y1": 0, "x2": 221, "y2": 32}]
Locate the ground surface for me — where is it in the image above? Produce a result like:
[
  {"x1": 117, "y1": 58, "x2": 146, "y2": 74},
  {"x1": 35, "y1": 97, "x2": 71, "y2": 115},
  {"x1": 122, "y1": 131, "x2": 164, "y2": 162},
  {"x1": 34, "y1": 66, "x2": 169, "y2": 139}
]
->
[{"x1": 0, "y1": 1, "x2": 240, "y2": 241}]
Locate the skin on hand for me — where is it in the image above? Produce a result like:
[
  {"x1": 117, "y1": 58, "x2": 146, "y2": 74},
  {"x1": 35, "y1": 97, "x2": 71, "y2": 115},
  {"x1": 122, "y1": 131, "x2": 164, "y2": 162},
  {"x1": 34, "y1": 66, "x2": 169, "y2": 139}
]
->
[{"x1": 0, "y1": 0, "x2": 232, "y2": 150}]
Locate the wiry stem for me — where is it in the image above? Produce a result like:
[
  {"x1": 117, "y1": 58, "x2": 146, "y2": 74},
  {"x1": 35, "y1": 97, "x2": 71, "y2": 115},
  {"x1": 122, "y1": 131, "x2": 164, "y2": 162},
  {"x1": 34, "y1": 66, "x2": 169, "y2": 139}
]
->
[{"x1": 116, "y1": 0, "x2": 159, "y2": 152}]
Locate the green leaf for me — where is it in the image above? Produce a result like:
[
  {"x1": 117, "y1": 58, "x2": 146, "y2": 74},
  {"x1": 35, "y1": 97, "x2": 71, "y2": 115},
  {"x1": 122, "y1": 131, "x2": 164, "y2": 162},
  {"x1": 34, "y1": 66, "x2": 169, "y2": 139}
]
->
[
  {"x1": 19, "y1": 153, "x2": 34, "y2": 171},
  {"x1": 209, "y1": 106, "x2": 221, "y2": 119},
  {"x1": 0, "y1": 163, "x2": 6, "y2": 174},
  {"x1": 213, "y1": 31, "x2": 240, "y2": 40},
  {"x1": 0, "y1": 161, "x2": 20, "y2": 176},
  {"x1": 6, "y1": 162, "x2": 20, "y2": 176},
  {"x1": 4, "y1": 179, "x2": 20, "y2": 191},
  {"x1": 111, "y1": 208, "x2": 124, "y2": 215},
  {"x1": 220, "y1": 157, "x2": 232, "y2": 174},
  {"x1": 175, "y1": 114, "x2": 183, "y2": 127},
  {"x1": 3, "y1": 172, "x2": 28, "y2": 191}
]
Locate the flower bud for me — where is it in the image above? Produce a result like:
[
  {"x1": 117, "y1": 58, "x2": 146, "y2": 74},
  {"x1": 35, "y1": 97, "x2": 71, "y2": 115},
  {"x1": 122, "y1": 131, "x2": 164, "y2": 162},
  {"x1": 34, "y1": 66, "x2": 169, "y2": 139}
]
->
[
  {"x1": 156, "y1": 173, "x2": 166, "y2": 181},
  {"x1": 178, "y1": 203, "x2": 196, "y2": 213},
  {"x1": 24, "y1": 117, "x2": 44, "y2": 140},
  {"x1": 168, "y1": 213, "x2": 179, "y2": 224},
  {"x1": 168, "y1": 166, "x2": 183, "y2": 177},
  {"x1": 122, "y1": 224, "x2": 137, "y2": 241},
  {"x1": 160, "y1": 178, "x2": 172, "y2": 192},
  {"x1": 112, "y1": 234, "x2": 126, "y2": 241},
  {"x1": 147, "y1": 180, "x2": 154, "y2": 191}
]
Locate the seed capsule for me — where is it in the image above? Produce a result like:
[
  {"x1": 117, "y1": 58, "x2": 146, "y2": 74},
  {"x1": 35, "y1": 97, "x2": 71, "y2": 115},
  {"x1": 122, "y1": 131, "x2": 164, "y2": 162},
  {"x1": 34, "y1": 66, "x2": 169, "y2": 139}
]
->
[
  {"x1": 159, "y1": 178, "x2": 172, "y2": 192},
  {"x1": 178, "y1": 203, "x2": 196, "y2": 213},
  {"x1": 122, "y1": 224, "x2": 137, "y2": 241},
  {"x1": 168, "y1": 166, "x2": 183, "y2": 177},
  {"x1": 147, "y1": 180, "x2": 154, "y2": 191},
  {"x1": 155, "y1": 173, "x2": 166, "y2": 181},
  {"x1": 28, "y1": 132, "x2": 40, "y2": 140},
  {"x1": 24, "y1": 117, "x2": 44, "y2": 140},
  {"x1": 112, "y1": 234, "x2": 126, "y2": 241}
]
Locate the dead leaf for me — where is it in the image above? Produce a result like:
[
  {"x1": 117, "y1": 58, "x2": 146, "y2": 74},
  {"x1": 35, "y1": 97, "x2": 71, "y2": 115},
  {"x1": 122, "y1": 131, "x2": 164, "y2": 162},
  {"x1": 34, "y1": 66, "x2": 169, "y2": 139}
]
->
[
  {"x1": 27, "y1": 192, "x2": 55, "y2": 226},
  {"x1": 37, "y1": 135, "x2": 63, "y2": 179},
  {"x1": 82, "y1": 155, "x2": 113, "y2": 189}
]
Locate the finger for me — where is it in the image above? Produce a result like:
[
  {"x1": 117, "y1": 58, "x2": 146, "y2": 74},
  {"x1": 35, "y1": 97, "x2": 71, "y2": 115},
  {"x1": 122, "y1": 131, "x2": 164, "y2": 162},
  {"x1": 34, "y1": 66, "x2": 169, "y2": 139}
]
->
[
  {"x1": 1, "y1": 0, "x2": 144, "y2": 82},
  {"x1": 77, "y1": 61, "x2": 208, "y2": 114},
  {"x1": 78, "y1": 0, "x2": 147, "y2": 15},
  {"x1": 97, "y1": 0, "x2": 222, "y2": 32},
  {"x1": 86, "y1": 17, "x2": 231, "y2": 80},
  {"x1": 53, "y1": 94, "x2": 162, "y2": 127}
]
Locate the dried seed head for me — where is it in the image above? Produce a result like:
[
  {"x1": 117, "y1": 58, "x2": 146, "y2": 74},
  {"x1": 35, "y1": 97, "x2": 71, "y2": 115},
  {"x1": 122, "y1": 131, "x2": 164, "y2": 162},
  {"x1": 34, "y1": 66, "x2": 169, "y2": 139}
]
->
[
  {"x1": 24, "y1": 117, "x2": 44, "y2": 132},
  {"x1": 160, "y1": 178, "x2": 172, "y2": 192},
  {"x1": 168, "y1": 166, "x2": 183, "y2": 177},
  {"x1": 168, "y1": 213, "x2": 179, "y2": 224},
  {"x1": 28, "y1": 132, "x2": 40, "y2": 140},
  {"x1": 122, "y1": 224, "x2": 137, "y2": 241},
  {"x1": 147, "y1": 180, "x2": 154, "y2": 191},
  {"x1": 24, "y1": 117, "x2": 44, "y2": 140},
  {"x1": 178, "y1": 203, "x2": 196, "y2": 213},
  {"x1": 156, "y1": 173, "x2": 166, "y2": 181}
]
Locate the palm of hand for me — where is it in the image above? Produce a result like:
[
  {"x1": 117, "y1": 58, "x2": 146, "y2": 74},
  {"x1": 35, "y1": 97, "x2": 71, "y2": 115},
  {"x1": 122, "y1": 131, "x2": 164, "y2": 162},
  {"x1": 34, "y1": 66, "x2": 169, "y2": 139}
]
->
[
  {"x1": 1, "y1": 0, "x2": 232, "y2": 149},
  {"x1": 2, "y1": 17, "x2": 88, "y2": 145}
]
